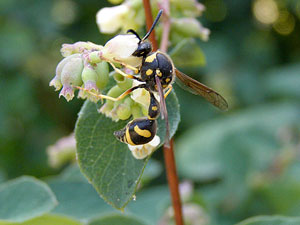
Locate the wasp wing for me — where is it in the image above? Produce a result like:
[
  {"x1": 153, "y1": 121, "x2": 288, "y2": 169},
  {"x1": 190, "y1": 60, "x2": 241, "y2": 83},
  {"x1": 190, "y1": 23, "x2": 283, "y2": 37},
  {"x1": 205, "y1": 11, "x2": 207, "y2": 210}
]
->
[
  {"x1": 175, "y1": 69, "x2": 228, "y2": 111},
  {"x1": 155, "y1": 76, "x2": 170, "y2": 147}
]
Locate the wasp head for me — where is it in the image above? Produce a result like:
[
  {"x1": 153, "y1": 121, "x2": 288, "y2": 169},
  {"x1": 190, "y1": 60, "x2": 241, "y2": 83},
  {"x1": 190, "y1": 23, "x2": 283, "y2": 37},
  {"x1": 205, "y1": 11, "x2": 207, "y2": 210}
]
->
[{"x1": 132, "y1": 41, "x2": 152, "y2": 57}]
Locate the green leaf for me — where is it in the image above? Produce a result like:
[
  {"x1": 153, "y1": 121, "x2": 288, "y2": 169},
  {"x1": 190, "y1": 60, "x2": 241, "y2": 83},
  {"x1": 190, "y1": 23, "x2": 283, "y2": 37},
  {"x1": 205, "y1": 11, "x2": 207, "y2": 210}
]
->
[
  {"x1": 0, "y1": 176, "x2": 57, "y2": 223},
  {"x1": 75, "y1": 91, "x2": 180, "y2": 209},
  {"x1": 48, "y1": 180, "x2": 115, "y2": 221},
  {"x1": 169, "y1": 38, "x2": 206, "y2": 67},
  {"x1": 0, "y1": 214, "x2": 82, "y2": 225},
  {"x1": 236, "y1": 215, "x2": 300, "y2": 225},
  {"x1": 56, "y1": 164, "x2": 88, "y2": 182},
  {"x1": 88, "y1": 214, "x2": 147, "y2": 225}
]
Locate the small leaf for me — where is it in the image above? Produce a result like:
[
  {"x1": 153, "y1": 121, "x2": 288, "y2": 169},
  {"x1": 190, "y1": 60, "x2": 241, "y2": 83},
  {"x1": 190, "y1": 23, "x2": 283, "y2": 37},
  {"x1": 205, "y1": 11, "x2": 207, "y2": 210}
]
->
[
  {"x1": 169, "y1": 38, "x2": 206, "y2": 67},
  {"x1": 0, "y1": 214, "x2": 82, "y2": 225},
  {"x1": 75, "y1": 91, "x2": 180, "y2": 209},
  {"x1": 236, "y1": 215, "x2": 300, "y2": 225},
  {"x1": 0, "y1": 176, "x2": 57, "y2": 222},
  {"x1": 88, "y1": 214, "x2": 147, "y2": 225},
  {"x1": 48, "y1": 180, "x2": 115, "y2": 220}
]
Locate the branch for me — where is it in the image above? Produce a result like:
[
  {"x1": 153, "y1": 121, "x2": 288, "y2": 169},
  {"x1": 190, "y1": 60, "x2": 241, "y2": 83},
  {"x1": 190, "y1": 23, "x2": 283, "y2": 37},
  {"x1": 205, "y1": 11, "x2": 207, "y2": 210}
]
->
[
  {"x1": 142, "y1": 1, "x2": 184, "y2": 225},
  {"x1": 143, "y1": 0, "x2": 158, "y2": 51}
]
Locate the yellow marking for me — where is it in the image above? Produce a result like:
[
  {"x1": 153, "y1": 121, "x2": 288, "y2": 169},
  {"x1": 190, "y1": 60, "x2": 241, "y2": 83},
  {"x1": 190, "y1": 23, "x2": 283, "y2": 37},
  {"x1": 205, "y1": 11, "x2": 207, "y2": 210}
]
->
[
  {"x1": 146, "y1": 69, "x2": 153, "y2": 76},
  {"x1": 145, "y1": 53, "x2": 156, "y2": 63},
  {"x1": 164, "y1": 85, "x2": 173, "y2": 99},
  {"x1": 151, "y1": 106, "x2": 158, "y2": 111},
  {"x1": 156, "y1": 69, "x2": 162, "y2": 77},
  {"x1": 165, "y1": 78, "x2": 171, "y2": 83},
  {"x1": 163, "y1": 84, "x2": 168, "y2": 88},
  {"x1": 125, "y1": 128, "x2": 135, "y2": 145},
  {"x1": 134, "y1": 125, "x2": 151, "y2": 138}
]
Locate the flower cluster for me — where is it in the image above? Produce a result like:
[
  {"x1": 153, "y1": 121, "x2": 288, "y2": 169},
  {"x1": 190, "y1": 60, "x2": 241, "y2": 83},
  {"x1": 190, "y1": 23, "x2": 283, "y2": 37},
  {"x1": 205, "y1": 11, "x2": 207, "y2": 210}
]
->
[
  {"x1": 50, "y1": 35, "x2": 160, "y2": 159},
  {"x1": 96, "y1": 0, "x2": 210, "y2": 43}
]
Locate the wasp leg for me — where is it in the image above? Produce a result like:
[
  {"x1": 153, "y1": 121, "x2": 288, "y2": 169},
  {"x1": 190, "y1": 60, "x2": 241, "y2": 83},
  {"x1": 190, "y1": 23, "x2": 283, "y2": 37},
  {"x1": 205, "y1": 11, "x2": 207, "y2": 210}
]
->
[
  {"x1": 112, "y1": 58, "x2": 140, "y2": 74},
  {"x1": 74, "y1": 84, "x2": 147, "y2": 102},
  {"x1": 109, "y1": 62, "x2": 142, "y2": 82},
  {"x1": 164, "y1": 85, "x2": 173, "y2": 99}
]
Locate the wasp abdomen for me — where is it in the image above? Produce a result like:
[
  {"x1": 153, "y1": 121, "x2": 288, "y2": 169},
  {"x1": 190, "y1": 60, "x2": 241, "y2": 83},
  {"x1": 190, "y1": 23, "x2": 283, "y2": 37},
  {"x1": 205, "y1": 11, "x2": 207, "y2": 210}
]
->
[{"x1": 114, "y1": 117, "x2": 157, "y2": 146}]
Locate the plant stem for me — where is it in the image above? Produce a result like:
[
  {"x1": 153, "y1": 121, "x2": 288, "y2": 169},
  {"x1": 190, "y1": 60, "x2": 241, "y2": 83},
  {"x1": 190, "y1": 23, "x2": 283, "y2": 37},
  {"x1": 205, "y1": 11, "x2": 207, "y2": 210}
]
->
[
  {"x1": 163, "y1": 140, "x2": 184, "y2": 225},
  {"x1": 142, "y1": 1, "x2": 184, "y2": 224},
  {"x1": 143, "y1": 0, "x2": 158, "y2": 51}
]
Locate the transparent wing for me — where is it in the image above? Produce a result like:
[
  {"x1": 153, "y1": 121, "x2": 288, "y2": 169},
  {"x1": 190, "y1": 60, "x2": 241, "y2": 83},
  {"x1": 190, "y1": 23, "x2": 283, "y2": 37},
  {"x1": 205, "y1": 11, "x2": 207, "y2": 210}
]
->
[
  {"x1": 155, "y1": 76, "x2": 170, "y2": 147},
  {"x1": 175, "y1": 69, "x2": 228, "y2": 111}
]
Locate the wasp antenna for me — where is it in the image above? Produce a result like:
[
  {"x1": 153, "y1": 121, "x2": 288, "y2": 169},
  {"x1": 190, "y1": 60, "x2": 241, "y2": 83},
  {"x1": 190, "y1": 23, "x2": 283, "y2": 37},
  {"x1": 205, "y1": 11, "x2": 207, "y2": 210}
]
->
[
  {"x1": 142, "y1": 9, "x2": 163, "y2": 41},
  {"x1": 127, "y1": 29, "x2": 141, "y2": 41}
]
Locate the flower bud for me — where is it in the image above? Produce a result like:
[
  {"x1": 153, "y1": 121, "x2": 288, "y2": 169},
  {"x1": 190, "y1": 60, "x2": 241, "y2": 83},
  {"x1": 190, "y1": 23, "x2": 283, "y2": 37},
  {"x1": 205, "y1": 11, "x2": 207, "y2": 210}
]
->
[
  {"x1": 95, "y1": 61, "x2": 109, "y2": 90},
  {"x1": 107, "y1": 0, "x2": 124, "y2": 4},
  {"x1": 59, "y1": 84, "x2": 75, "y2": 102},
  {"x1": 172, "y1": 18, "x2": 210, "y2": 41},
  {"x1": 54, "y1": 53, "x2": 81, "y2": 81},
  {"x1": 88, "y1": 51, "x2": 102, "y2": 64},
  {"x1": 59, "y1": 57, "x2": 84, "y2": 101},
  {"x1": 116, "y1": 102, "x2": 132, "y2": 120},
  {"x1": 82, "y1": 65, "x2": 98, "y2": 85},
  {"x1": 99, "y1": 102, "x2": 114, "y2": 117},
  {"x1": 101, "y1": 34, "x2": 142, "y2": 67},
  {"x1": 113, "y1": 72, "x2": 133, "y2": 91},
  {"x1": 131, "y1": 104, "x2": 143, "y2": 119},
  {"x1": 96, "y1": 4, "x2": 130, "y2": 34},
  {"x1": 79, "y1": 65, "x2": 100, "y2": 102},
  {"x1": 60, "y1": 57, "x2": 84, "y2": 86},
  {"x1": 106, "y1": 85, "x2": 124, "y2": 105},
  {"x1": 49, "y1": 75, "x2": 62, "y2": 91},
  {"x1": 61, "y1": 41, "x2": 102, "y2": 57}
]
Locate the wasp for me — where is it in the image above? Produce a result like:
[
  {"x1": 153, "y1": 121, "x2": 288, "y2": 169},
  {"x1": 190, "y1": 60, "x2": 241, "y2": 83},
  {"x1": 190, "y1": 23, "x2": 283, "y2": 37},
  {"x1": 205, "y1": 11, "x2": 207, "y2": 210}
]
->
[{"x1": 77, "y1": 10, "x2": 228, "y2": 147}]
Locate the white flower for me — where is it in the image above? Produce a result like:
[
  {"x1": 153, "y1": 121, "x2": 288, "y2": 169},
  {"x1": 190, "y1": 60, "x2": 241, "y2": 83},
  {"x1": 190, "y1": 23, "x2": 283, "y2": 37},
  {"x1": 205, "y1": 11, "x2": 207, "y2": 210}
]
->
[
  {"x1": 128, "y1": 135, "x2": 160, "y2": 159},
  {"x1": 101, "y1": 34, "x2": 142, "y2": 67},
  {"x1": 96, "y1": 4, "x2": 129, "y2": 34}
]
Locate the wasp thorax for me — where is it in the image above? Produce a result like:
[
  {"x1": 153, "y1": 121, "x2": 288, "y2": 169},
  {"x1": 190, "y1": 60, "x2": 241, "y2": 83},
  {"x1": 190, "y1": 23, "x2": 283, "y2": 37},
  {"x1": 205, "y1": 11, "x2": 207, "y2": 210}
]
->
[{"x1": 132, "y1": 41, "x2": 152, "y2": 57}]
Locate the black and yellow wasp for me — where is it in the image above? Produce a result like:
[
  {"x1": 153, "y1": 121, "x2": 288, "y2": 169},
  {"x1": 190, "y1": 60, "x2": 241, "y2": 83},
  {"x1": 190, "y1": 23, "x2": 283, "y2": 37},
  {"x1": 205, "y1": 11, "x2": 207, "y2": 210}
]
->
[{"x1": 78, "y1": 10, "x2": 228, "y2": 147}]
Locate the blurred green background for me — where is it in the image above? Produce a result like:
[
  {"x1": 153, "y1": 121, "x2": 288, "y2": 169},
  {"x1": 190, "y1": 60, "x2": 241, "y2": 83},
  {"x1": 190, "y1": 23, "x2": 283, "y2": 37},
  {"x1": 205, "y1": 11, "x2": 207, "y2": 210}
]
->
[{"x1": 1, "y1": 0, "x2": 300, "y2": 224}]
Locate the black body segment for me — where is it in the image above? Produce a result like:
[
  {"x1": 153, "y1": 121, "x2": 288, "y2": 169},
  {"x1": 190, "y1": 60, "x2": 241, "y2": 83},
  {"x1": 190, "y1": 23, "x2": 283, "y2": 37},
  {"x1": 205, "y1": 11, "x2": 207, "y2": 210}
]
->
[
  {"x1": 141, "y1": 52, "x2": 174, "y2": 92},
  {"x1": 114, "y1": 118, "x2": 157, "y2": 145},
  {"x1": 148, "y1": 92, "x2": 160, "y2": 119}
]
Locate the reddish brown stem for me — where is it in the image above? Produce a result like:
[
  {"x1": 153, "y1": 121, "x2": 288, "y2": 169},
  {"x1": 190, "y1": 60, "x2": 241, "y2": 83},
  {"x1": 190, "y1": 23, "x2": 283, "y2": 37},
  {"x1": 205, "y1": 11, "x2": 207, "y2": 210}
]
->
[
  {"x1": 143, "y1": 0, "x2": 184, "y2": 224},
  {"x1": 163, "y1": 140, "x2": 184, "y2": 225},
  {"x1": 143, "y1": 0, "x2": 158, "y2": 51}
]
